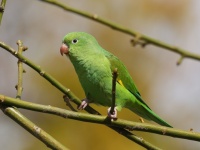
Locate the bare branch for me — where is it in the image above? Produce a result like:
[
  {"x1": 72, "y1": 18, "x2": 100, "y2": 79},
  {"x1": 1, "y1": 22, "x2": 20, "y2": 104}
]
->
[
  {"x1": 0, "y1": 0, "x2": 6, "y2": 25},
  {"x1": 1, "y1": 106, "x2": 69, "y2": 150},
  {"x1": 40, "y1": 0, "x2": 200, "y2": 63},
  {"x1": 110, "y1": 68, "x2": 118, "y2": 115},
  {"x1": 0, "y1": 40, "x2": 69, "y2": 150},
  {"x1": 16, "y1": 40, "x2": 25, "y2": 99},
  {"x1": 1, "y1": 94, "x2": 200, "y2": 142}
]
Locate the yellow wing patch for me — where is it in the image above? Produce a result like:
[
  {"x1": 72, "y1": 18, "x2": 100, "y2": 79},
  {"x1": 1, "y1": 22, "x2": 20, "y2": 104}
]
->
[{"x1": 117, "y1": 79, "x2": 125, "y2": 87}]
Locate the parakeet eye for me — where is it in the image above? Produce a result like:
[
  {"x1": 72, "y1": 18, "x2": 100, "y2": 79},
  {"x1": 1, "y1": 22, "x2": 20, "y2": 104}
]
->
[{"x1": 72, "y1": 39, "x2": 78, "y2": 44}]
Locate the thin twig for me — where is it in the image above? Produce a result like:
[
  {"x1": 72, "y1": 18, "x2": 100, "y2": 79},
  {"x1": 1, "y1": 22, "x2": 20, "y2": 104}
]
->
[
  {"x1": 0, "y1": 41, "x2": 161, "y2": 149},
  {"x1": 63, "y1": 95, "x2": 77, "y2": 112},
  {"x1": 1, "y1": 95, "x2": 200, "y2": 142},
  {"x1": 110, "y1": 68, "x2": 118, "y2": 115},
  {"x1": 40, "y1": 0, "x2": 200, "y2": 64},
  {"x1": 16, "y1": 40, "x2": 24, "y2": 99},
  {"x1": 0, "y1": 0, "x2": 6, "y2": 25}
]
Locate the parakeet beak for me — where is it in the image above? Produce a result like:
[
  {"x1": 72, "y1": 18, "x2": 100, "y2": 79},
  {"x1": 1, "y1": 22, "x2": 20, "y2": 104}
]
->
[{"x1": 60, "y1": 43, "x2": 69, "y2": 56}]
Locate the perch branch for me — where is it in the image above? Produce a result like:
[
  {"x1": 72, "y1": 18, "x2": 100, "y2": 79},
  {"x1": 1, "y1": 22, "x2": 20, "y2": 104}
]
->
[
  {"x1": 1, "y1": 95, "x2": 200, "y2": 142},
  {"x1": 40, "y1": 0, "x2": 200, "y2": 64}
]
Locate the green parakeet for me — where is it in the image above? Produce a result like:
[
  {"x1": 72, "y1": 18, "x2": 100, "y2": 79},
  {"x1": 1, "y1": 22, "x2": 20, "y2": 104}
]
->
[{"x1": 60, "y1": 32, "x2": 172, "y2": 127}]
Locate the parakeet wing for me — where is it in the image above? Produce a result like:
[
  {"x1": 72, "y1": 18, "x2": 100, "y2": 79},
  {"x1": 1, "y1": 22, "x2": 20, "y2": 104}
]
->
[{"x1": 104, "y1": 51, "x2": 151, "y2": 110}]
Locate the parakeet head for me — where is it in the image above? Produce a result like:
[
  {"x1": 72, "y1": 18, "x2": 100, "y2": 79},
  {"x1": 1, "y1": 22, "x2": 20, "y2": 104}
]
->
[{"x1": 60, "y1": 32, "x2": 100, "y2": 57}]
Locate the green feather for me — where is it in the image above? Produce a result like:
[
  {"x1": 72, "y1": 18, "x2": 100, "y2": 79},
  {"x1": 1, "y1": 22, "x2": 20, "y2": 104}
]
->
[{"x1": 62, "y1": 32, "x2": 172, "y2": 127}]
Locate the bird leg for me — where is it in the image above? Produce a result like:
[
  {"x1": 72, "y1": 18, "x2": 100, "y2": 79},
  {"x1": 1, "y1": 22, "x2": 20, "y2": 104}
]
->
[
  {"x1": 78, "y1": 98, "x2": 89, "y2": 110},
  {"x1": 107, "y1": 107, "x2": 117, "y2": 119}
]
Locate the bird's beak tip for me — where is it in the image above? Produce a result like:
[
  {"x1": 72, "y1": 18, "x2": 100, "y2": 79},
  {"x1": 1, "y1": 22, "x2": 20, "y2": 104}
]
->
[{"x1": 60, "y1": 43, "x2": 69, "y2": 56}]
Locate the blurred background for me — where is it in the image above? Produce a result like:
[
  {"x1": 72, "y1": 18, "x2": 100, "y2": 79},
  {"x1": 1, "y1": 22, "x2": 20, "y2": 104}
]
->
[{"x1": 0, "y1": 0, "x2": 200, "y2": 149}]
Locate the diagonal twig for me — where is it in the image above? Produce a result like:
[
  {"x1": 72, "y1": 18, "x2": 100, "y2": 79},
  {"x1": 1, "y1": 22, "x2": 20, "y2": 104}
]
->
[
  {"x1": 0, "y1": 40, "x2": 69, "y2": 150},
  {"x1": 2, "y1": 106, "x2": 69, "y2": 150},
  {"x1": 40, "y1": 0, "x2": 200, "y2": 65}
]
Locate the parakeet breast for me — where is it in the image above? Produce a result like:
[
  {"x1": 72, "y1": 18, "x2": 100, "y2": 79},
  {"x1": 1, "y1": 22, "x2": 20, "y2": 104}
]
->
[{"x1": 69, "y1": 52, "x2": 113, "y2": 106}]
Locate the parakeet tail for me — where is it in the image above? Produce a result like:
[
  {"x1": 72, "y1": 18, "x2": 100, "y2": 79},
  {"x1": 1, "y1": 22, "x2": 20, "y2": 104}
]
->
[{"x1": 127, "y1": 101, "x2": 173, "y2": 128}]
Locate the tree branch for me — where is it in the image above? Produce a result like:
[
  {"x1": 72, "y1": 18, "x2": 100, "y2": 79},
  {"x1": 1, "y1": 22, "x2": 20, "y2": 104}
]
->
[
  {"x1": 1, "y1": 94, "x2": 200, "y2": 142},
  {"x1": 40, "y1": 0, "x2": 200, "y2": 64},
  {"x1": 1, "y1": 106, "x2": 69, "y2": 150}
]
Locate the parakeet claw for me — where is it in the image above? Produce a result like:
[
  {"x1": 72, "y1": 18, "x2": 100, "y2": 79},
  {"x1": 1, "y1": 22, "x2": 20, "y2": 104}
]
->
[
  {"x1": 107, "y1": 107, "x2": 118, "y2": 119},
  {"x1": 78, "y1": 98, "x2": 89, "y2": 110}
]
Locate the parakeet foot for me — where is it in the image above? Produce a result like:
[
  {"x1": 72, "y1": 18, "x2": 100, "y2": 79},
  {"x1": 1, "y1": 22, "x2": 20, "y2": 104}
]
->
[
  {"x1": 107, "y1": 107, "x2": 117, "y2": 119},
  {"x1": 78, "y1": 98, "x2": 89, "y2": 110}
]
